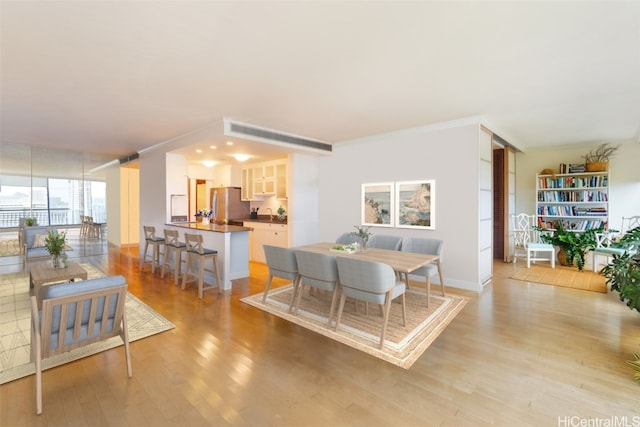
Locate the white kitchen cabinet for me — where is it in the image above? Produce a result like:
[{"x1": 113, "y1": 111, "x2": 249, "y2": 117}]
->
[
  {"x1": 241, "y1": 159, "x2": 287, "y2": 200},
  {"x1": 241, "y1": 168, "x2": 255, "y2": 200},
  {"x1": 244, "y1": 221, "x2": 288, "y2": 263},
  {"x1": 276, "y1": 162, "x2": 287, "y2": 200}
]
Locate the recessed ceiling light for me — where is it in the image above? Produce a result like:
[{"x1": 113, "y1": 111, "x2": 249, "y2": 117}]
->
[
  {"x1": 202, "y1": 161, "x2": 216, "y2": 167},
  {"x1": 210, "y1": 145, "x2": 217, "y2": 150},
  {"x1": 226, "y1": 141, "x2": 234, "y2": 146},
  {"x1": 196, "y1": 149, "x2": 203, "y2": 154},
  {"x1": 234, "y1": 154, "x2": 250, "y2": 162}
]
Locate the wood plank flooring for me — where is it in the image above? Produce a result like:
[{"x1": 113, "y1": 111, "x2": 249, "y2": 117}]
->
[{"x1": 1, "y1": 236, "x2": 638, "y2": 426}]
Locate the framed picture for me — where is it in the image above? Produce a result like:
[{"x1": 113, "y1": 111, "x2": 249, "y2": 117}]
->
[
  {"x1": 395, "y1": 180, "x2": 435, "y2": 229},
  {"x1": 361, "y1": 182, "x2": 394, "y2": 227}
]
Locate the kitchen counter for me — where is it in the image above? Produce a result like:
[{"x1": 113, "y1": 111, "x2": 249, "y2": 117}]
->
[
  {"x1": 168, "y1": 221, "x2": 252, "y2": 232},
  {"x1": 165, "y1": 222, "x2": 251, "y2": 292}
]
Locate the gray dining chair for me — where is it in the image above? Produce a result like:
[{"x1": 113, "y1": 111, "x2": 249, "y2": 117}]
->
[
  {"x1": 368, "y1": 235, "x2": 403, "y2": 251},
  {"x1": 401, "y1": 237, "x2": 445, "y2": 305},
  {"x1": 335, "y1": 257, "x2": 406, "y2": 349},
  {"x1": 335, "y1": 232, "x2": 359, "y2": 245},
  {"x1": 293, "y1": 250, "x2": 340, "y2": 326},
  {"x1": 263, "y1": 245, "x2": 300, "y2": 303}
]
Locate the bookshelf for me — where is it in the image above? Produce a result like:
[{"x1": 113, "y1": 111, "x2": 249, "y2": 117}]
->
[{"x1": 536, "y1": 171, "x2": 609, "y2": 231}]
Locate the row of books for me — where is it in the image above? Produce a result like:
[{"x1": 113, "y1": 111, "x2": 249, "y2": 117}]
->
[
  {"x1": 537, "y1": 191, "x2": 608, "y2": 202},
  {"x1": 537, "y1": 206, "x2": 608, "y2": 217},
  {"x1": 558, "y1": 163, "x2": 587, "y2": 174},
  {"x1": 537, "y1": 218, "x2": 608, "y2": 231},
  {"x1": 538, "y1": 175, "x2": 608, "y2": 189}
]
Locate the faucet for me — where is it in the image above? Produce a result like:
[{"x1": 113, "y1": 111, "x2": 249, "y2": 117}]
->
[{"x1": 266, "y1": 208, "x2": 273, "y2": 221}]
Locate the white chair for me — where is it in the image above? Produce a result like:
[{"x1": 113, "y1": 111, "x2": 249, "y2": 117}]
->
[
  {"x1": 335, "y1": 232, "x2": 359, "y2": 245},
  {"x1": 335, "y1": 257, "x2": 406, "y2": 349},
  {"x1": 512, "y1": 213, "x2": 555, "y2": 269},
  {"x1": 592, "y1": 216, "x2": 640, "y2": 272},
  {"x1": 263, "y1": 245, "x2": 300, "y2": 303}
]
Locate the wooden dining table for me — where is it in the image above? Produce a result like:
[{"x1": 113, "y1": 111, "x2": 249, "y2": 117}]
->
[{"x1": 293, "y1": 242, "x2": 441, "y2": 305}]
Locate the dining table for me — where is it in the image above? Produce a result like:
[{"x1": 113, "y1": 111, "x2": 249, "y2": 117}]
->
[{"x1": 293, "y1": 242, "x2": 441, "y2": 305}]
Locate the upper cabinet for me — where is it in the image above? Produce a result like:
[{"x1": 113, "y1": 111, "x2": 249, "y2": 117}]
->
[{"x1": 241, "y1": 159, "x2": 287, "y2": 201}]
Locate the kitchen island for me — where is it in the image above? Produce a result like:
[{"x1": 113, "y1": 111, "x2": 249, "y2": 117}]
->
[{"x1": 165, "y1": 222, "x2": 251, "y2": 292}]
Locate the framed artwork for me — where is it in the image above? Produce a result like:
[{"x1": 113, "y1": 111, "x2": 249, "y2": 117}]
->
[
  {"x1": 395, "y1": 180, "x2": 435, "y2": 229},
  {"x1": 361, "y1": 182, "x2": 394, "y2": 227}
]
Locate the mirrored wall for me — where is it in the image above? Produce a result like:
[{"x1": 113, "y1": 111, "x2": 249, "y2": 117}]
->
[{"x1": 0, "y1": 141, "x2": 115, "y2": 229}]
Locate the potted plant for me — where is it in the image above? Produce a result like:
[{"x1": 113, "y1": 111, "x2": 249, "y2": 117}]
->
[
  {"x1": 351, "y1": 225, "x2": 372, "y2": 251},
  {"x1": 582, "y1": 143, "x2": 620, "y2": 172},
  {"x1": 277, "y1": 206, "x2": 286, "y2": 221},
  {"x1": 601, "y1": 226, "x2": 640, "y2": 312},
  {"x1": 537, "y1": 222, "x2": 602, "y2": 271},
  {"x1": 44, "y1": 230, "x2": 67, "y2": 268},
  {"x1": 24, "y1": 216, "x2": 36, "y2": 226}
]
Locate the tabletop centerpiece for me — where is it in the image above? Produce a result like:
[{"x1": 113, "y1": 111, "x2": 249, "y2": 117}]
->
[
  {"x1": 45, "y1": 230, "x2": 67, "y2": 268},
  {"x1": 351, "y1": 225, "x2": 372, "y2": 252},
  {"x1": 195, "y1": 208, "x2": 213, "y2": 225}
]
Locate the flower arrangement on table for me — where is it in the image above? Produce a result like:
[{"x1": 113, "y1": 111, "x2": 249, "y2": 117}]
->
[
  {"x1": 45, "y1": 230, "x2": 67, "y2": 268},
  {"x1": 195, "y1": 208, "x2": 213, "y2": 219},
  {"x1": 351, "y1": 225, "x2": 372, "y2": 245}
]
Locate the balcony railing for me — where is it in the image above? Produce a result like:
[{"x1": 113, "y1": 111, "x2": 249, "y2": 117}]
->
[{"x1": 0, "y1": 208, "x2": 106, "y2": 229}]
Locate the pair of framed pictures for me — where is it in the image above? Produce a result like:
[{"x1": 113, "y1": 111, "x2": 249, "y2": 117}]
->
[{"x1": 361, "y1": 180, "x2": 435, "y2": 230}]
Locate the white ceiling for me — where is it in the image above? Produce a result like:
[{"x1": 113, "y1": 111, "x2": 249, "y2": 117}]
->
[{"x1": 1, "y1": 1, "x2": 640, "y2": 171}]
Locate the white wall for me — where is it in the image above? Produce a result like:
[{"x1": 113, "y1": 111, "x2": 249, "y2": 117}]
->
[
  {"x1": 318, "y1": 121, "x2": 482, "y2": 290},
  {"x1": 139, "y1": 150, "x2": 169, "y2": 256},
  {"x1": 515, "y1": 141, "x2": 640, "y2": 231}
]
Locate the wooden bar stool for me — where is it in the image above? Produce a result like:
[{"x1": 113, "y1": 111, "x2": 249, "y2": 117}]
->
[
  {"x1": 161, "y1": 229, "x2": 186, "y2": 285},
  {"x1": 181, "y1": 232, "x2": 222, "y2": 298},
  {"x1": 140, "y1": 226, "x2": 165, "y2": 273}
]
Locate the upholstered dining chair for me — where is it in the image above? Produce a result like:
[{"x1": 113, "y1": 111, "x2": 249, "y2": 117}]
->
[
  {"x1": 335, "y1": 232, "x2": 359, "y2": 245},
  {"x1": 292, "y1": 250, "x2": 340, "y2": 326},
  {"x1": 401, "y1": 237, "x2": 446, "y2": 306},
  {"x1": 263, "y1": 245, "x2": 300, "y2": 303},
  {"x1": 335, "y1": 257, "x2": 406, "y2": 349},
  {"x1": 367, "y1": 234, "x2": 403, "y2": 251},
  {"x1": 181, "y1": 233, "x2": 222, "y2": 298},
  {"x1": 140, "y1": 226, "x2": 165, "y2": 274}
]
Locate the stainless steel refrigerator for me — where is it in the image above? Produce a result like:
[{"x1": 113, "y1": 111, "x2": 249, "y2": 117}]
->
[{"x1": 210, "y1": 187, "x2": 250, "y2": 221}]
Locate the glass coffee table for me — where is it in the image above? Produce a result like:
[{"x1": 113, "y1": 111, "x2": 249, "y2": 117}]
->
[{"x1": 29, "y1": 260, "x2": 88, "y2": 300}]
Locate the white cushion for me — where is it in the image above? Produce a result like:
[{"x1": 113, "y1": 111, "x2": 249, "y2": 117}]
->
[{"x1": 32, "y1": 234, "x2": 47, "y2": 248}]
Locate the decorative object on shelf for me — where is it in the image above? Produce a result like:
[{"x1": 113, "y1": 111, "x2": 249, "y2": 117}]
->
[
  {"x1": 396, "y1": 180, "x2": 435, "y2": 229},
  {"x1": 537, "y1": 222, "x2": 602, "y2": 271},
  {"x1": 277, "y1": 206, "x2": 286, "y2": 221},
  {"x1": 195, "y1": 208, "x2": 212, "y2": 225},
  {"x1": 361, "y1": 182, "x2": 394, "y2": 227},
  {"x1": 582, "y1": 143, "x2": 620, "y2": 172},
  {"x1": 44, "y1": 230, "x2": 66, "y2": 269},
  {"x1": 351, "y1": 225, "x2": 372, "y2": 252}
]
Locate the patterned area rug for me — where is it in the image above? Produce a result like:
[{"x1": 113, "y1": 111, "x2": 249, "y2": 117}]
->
[
  {"x1": 242, "y1": 285, "x2": 469, "y2": 369},
  {"x1": 511, "y1": 264, "x2": 608, "y2": 293},
  {"x1": 0, "y1": 263, "x2": 175, "y2": 384}
]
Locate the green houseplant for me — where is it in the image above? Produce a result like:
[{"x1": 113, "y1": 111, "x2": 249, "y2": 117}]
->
[
  {"x1": 537, "y1": 222, "x2": 602, "y2": 271},
  {"x1": 601, "y1": 226, "x2": 640, "y2": 312},
  {"x1": 44, "y1": 230, "x2": 67, "y2": 268}
]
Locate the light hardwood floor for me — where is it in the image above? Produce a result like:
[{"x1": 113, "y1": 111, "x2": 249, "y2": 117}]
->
[{"x1": 1, "y1": 234, "x2": 638, "y2": 426}]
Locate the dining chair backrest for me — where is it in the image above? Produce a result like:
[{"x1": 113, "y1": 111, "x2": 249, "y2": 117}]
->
[
  {"x1": 294, "y1": 250, "x2": 339, "y2": 292},
  {"x1": 144, "y1": 225, "x2": 161, "y2": 241},
  {"x1": 368, "y1": 234, "x2": 403, "y2": 251},
  {"x1": 335, "y1": 256, "x2": 399, "y2": 305},
  {"x1": 263, "y1": 245, "x2": 299, "y2": 281},
  {"x1": 335, "y1": 232, "x2": 359, "y2": 245},
  {"x1": 401, "y1": 237, "x2": 443, "y2": 276}
]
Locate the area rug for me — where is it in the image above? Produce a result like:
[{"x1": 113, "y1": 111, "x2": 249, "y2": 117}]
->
[
  {"x1": 0, "y1": 264, "x2": 175, "y2": 384},
  {"x1": 511, "y1": 264, "x2": 608, "y2": 293},
  {"x1": 241, "y1": 285, "x2": 469, "y2": 369}
]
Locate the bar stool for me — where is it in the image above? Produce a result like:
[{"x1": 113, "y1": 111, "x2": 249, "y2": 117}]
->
[
  {"x1": 181, "y1": 232, "x2": 222, "y2": 298},
  {"x1": 140, "y1": 226, "x2": 165, "y2": 273},
  {"x1": 160, "y1": 229, "x2": 186, "y2": 285}
]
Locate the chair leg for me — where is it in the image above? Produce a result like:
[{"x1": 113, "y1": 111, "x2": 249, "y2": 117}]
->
[
  {"x1": 263, "y1": 275, "x2": 274, "y2": 303},
  {"x1": 211, "y1": 254, "x2": 222, "y2": 294},
  {"x1": 334, "y1": 293, "x2": 347, "y2": 331},
  {"x1": 327, "y1": 287, "x2": 339, "y2": 327},
  {"x1": 198, "y1": 257, "x2": 205, "y2": 299},
  {"x1": 174, "y1": 251, "x2": 183, "y2": 285},
  {"x1": 160, "y1": 247, "x2": 169, "y2": 279},
  {"x1": 379, "y1": 292, "x2": 394, "y2": 349},
  {"x1": 181, "y1": 255, "x2": 191, "y2": 290},
  {"x1": 437, "y1": 264, "x2": 445, "y2": 296},
  {"x1": 121, "y1": 312, "x2": 133, "y2": 378},
  {"x1": 288, "y1": 274, "x2": 302, "y2": 312},
  {"x1": 140, "y1": 241, "x2": 149, "y2": 270}
]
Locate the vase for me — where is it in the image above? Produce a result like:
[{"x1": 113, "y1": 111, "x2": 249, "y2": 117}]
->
[
  {"x1": 51, "y1": 254, "x2": 61, "y2": 269},
  {"x1": 202, "y1": 217, "x2": 210, "y2": 225},
  {"x1": 359, "y1": 238, "x2": 368, "y2": 253}
]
